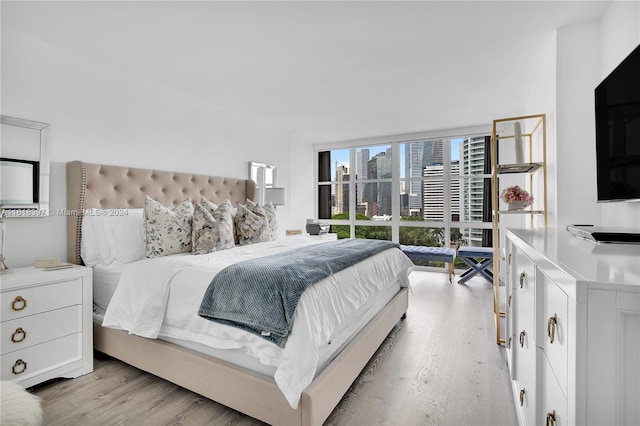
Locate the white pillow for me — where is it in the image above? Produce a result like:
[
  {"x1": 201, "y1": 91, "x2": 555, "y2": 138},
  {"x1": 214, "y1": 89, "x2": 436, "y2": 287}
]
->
[
  {"x1": 80, "y1": 213, "x2": 101, "y2": 267},
  {"x1": 104, "y1": 209, "x2": 145, "y2": 263},
  {"x1": 80, "y1": 209, "x2": 145, "y2": 266}
]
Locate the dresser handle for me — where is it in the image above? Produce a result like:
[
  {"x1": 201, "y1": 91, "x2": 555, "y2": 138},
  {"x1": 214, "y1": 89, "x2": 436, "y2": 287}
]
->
[
  {"x1": 519, "y1": 330, "x2": 526, "y2": 348},
  {"x1": 508, "y1": 295, "x2": 512, "y2": 307},
  {"x1": 507, "y1": 337, "x2": 512, "y2": 349},
  {"x1": 508, "y1": 253, "x2": 512, "y2": 265},
  {"x1": 546, "y1": 410, "x2": 556, "y2": 426},
  {"x1": 11, "y1": 295, "x2": 27, "y2": 311},
  {"x1": 11, "y1": 327, "x2": 27, "y2": 343},
  {"x1": 12, "y1": 359, "x2": 27, "y2": 375},
  {"x1": 519, "y1": 272, "x2": 526, "y2": 289},
  {"x1": 547, "y1": 314, "x2": 557, "y2": 344},
  {"x1": 519, "y1": 388, "x2": 526, "y2": 406}
]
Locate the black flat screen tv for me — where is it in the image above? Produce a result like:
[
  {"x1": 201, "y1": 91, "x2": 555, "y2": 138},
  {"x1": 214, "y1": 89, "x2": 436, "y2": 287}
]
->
[{"x1": 594, "y1": 43, "x2": 640, "y2": 202}]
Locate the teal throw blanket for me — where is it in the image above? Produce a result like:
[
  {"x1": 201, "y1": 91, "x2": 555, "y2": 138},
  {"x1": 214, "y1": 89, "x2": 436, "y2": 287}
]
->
[{"x1": 198, "y1": 238, "x2": 399, "y2": 347}]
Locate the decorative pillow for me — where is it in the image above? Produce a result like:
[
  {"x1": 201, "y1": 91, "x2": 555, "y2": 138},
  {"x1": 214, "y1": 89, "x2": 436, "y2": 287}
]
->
[
  {"x1": 246, "y1": 199, "x2": 278, "y2": 240},
  {"x1": 216, "y1": 199, "x2": 237, "y2": 218},
  {"x1": 192, "y1": 202, "x2": 235, "y2": 255},
  {"x1": 199, "y1": 196, "x2": 218, "y2": 214},
  {"x1": 144, "y1": 196, "x2": 194, "y2": 258},
  {"x1": 262, "y1": 202, "x2": 279, "y2": 239},
  {"x1": 234, "y1": 204, "x2": 271, "y2": 245}
]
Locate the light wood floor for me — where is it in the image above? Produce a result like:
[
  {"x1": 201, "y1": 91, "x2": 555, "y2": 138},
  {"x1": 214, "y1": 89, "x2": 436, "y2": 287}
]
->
[{"x1": 31, "y1": 271, "x2": 517, "y2": 425}]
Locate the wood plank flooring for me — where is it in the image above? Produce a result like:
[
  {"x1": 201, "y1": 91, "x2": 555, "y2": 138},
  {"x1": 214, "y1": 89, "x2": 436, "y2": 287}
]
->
[{"x1": 31, "y1": 271, "x2": 517, "y2": 425}]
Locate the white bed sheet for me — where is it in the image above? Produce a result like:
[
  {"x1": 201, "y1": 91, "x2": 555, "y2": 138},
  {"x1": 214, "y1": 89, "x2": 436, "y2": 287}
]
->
[
  {"x1": 101, "y1": 237, "x2": 413, "y2": 408},
  {"x1": 93, "y1": 263, "x2": 125, "y2": 313}
]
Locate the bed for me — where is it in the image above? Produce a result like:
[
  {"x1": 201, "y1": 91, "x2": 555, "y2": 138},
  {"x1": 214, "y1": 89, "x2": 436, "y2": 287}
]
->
[{"x1": 66, "y1": 160, "x2": 411, "y2": 425}]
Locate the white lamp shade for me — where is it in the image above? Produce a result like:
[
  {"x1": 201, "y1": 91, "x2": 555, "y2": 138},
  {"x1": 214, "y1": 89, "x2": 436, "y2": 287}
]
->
[
  {"x1": 265, "y1": 187, "x2": 286, "y2": 206},
  {"x1": 0, "y1": 160, "x2": 35, "y2": 205}
]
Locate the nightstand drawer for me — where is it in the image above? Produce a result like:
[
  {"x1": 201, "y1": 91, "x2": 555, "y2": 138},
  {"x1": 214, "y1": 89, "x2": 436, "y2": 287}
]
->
[
  {"x1": 1, "y1": 305, "x2": 82, "y2": 355},
  {"x1": 1, "y1": 333, "x2": 82, "y2": 382},
  {"x1": 1, "y1": 277, "x2": 82, "y2": 322}
]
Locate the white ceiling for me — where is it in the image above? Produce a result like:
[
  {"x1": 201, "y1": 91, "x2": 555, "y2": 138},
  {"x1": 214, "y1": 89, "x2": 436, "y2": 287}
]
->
[{"x1": 2, "y1": 1, "x2": 611, "y2": 144}]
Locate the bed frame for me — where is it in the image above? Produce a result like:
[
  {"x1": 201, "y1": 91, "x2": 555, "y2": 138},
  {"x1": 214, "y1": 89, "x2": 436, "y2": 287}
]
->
[{"x1": 66, "y1": 160, "x2": 408, "y2": 425}]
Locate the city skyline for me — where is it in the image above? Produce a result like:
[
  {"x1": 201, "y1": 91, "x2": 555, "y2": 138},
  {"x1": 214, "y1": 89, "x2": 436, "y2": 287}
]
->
[
  {"x1": 329, "y1": 138, "x2": 463, "y2": 179},
  {"x1": 326, "y1": 136, "x2": 488, "y2": 246}
]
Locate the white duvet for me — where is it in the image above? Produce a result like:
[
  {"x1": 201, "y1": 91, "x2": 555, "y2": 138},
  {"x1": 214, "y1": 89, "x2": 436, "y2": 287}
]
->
[{"x1": 102, "y1": 237, "x2": 413, "y2": 408}]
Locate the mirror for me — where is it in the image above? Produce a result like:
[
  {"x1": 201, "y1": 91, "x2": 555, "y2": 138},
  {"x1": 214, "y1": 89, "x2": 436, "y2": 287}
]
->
[
  {"x1": 249, "y1": 161, "x2": 277, "y2": 205},
  {"x1": 0, "y1": 115, "x2": 50, "y2": 217}
]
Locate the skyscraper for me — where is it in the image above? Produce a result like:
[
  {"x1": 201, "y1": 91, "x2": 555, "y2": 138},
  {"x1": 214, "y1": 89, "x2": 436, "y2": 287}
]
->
[
  {"x1": 335, "y1": 164, "x2": 349, "y2": 215},
  {"x1": 423, "y1": 161, "x2": 459, "y2": 222},
  {"x1": 365, "y1": 148, "x2": 392, "y2": 217},
  {"x1": 356, "y1": 148, "x2": 369, "y2": 204},
  {"x1": 405, "y1": 140, "x2": 445, "y2": 217},
  {"x1": 459, "y1": 136, "x2": 487, "y2": 246}
]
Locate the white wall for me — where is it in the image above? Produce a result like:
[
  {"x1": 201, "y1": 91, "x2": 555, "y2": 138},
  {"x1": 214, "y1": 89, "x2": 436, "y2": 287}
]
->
[
  {"x1": 555, "y1": 21, "x2": 602, "y2": 229},
  {"x1": 525, "y1": 32, "x2": 558, "y2": 229},
  {"x1": 554, "y1": 1, "x2": 640, "y2": 230},
  {"x1": 2, "y1": 30, "x2": 293, "y2": 267}
]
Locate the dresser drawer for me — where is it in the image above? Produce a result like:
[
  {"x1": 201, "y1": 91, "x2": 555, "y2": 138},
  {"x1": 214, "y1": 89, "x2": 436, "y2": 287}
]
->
[
  {"x1": 1, "y1": 333, "x2": 82, "y2": 382},
  {"x1": 514, "y1": 248, "x2": 536, "y2": 334},
  {"x1": 1, "y1": 277, "x2": 82, "y2": 322},
  {"x1": 1, "y1": 305, "x2": 83, "y2": 355},
  {"x1": 513, "y1": 374, "x2": 536, "y2": 426},
  {"x1": 539, "y1": 272, "x2": 568, "y2": 399},
  {"x1": 539, "y1": 348, "x2": 568, "y2": 426}
]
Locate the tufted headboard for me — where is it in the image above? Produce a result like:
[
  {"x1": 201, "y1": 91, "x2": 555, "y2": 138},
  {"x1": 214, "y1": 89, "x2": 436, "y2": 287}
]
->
[{"x1": 66, "y1": 161, "x2": 256, "y2": 265}]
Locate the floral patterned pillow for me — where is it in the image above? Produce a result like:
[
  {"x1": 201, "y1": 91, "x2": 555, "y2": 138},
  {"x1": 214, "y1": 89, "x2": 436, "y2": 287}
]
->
[
  {"x1": 235, "y1": 203, "x2": 271, "y2": 245},
  {"x1": 262, "y1": 201, "x2": 278, "y2": 239},
  {"x1": 199, "y1": 196, "x2": 219, "y2": 214},
  {"x1": 144, "y1": 196, "x2": 194, "y2": 258},
  {"x1": 192, "y1": 202, "x2": 235, "y2": 255},
  {"x1": 246, "y1": 199, "x2": 278, "y2": 240}
]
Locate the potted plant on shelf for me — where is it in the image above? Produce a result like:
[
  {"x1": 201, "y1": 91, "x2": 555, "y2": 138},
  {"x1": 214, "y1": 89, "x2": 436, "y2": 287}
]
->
[{"x1": 500, "y1": 185, "x2": 534, "y2": 210}]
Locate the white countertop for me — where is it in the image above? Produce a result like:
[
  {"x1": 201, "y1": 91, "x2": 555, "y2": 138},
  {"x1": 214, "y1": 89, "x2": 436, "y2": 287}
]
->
[{"x1": 506, "y1": 227, "x2": 640, "y2": 289}]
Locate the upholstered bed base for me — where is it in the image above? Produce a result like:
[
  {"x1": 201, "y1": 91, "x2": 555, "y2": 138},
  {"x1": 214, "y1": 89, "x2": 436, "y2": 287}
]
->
[{"x1": 66, "y1": 160, "x2": 408, "y2": 425}]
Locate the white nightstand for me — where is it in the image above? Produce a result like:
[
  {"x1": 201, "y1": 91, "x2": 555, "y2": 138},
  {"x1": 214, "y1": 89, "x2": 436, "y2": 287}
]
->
[
  {"x1": 307, "y1": 233, "x2": 338, "y2": 241},
  {"x1": 1, "y1": 266, "x2": 93, "y2": 387}
]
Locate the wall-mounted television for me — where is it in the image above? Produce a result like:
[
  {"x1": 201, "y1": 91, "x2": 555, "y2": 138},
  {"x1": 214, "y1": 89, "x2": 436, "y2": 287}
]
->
[{"x1": 594, "y1": 43, "x2": 640, "y2": 202}]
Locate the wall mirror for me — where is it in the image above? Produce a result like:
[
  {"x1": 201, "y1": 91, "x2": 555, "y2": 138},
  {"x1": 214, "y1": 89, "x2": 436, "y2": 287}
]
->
[
  {"x1": 249, "y1": 161, "x2": 276, "y2": 205},
  {"x1": 0, "y1": 115, "x2": 50, "y2": 217}
]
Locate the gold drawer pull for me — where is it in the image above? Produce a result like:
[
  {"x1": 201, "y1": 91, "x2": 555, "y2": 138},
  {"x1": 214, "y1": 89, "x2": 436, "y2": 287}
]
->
[
  {"x1": 519, "y1": 272, "x2": 526, "y2": 289},
  {"x1": 11, "y1": 295, "x2": 27, "y2": 311},
  {"x1": 546, "y1": 410, "x2": 556, "y2": 426},
  {"x1": 12, "y1": 359, "x2": 27, "y2": 375},
  {"x1": 547, "y1": 314, "x2": 557, "y2": 344},
  {"x1": 519, "y1": 388, "x2": 526, "y2": 406},
  {"x1": 11, "y1": 327, "x2": 27, "y2": 343},
  {"x1": 519, "y1": 330, "x2": 526, "y2": 348}
]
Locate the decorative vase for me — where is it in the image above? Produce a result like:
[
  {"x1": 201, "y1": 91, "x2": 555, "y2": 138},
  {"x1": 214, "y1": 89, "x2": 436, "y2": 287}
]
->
[
  {"x1": 514, "y1": 121, "x2": 525, "y2": 164},
  {"x1": 508, "y1": 201, "x2": 527, "y2": 210}
]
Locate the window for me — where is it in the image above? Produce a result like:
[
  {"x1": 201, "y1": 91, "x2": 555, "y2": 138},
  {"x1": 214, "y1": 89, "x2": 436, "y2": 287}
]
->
[{"x1": 316, "y1": 129, "x2": 492, "y2": 270}]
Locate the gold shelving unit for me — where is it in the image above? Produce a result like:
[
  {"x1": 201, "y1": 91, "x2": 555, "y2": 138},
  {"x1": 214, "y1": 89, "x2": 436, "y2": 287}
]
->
[{"x1": 490, "y1": 113, "x2": 547, "y2": 345}]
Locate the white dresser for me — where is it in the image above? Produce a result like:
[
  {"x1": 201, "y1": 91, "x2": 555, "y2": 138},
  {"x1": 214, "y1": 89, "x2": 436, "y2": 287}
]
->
[
  {"x1": 503, "y1": 228, "x2": 640, "y2": 426},
  {"x1": 1, "y1": 266, "x2": 93, "y2": 387}
]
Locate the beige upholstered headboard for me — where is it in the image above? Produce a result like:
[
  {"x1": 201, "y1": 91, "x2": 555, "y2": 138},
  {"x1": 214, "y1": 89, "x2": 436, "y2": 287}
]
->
[{"x1": 66, "y1": 161, "x2": 256, "y2": 265}]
